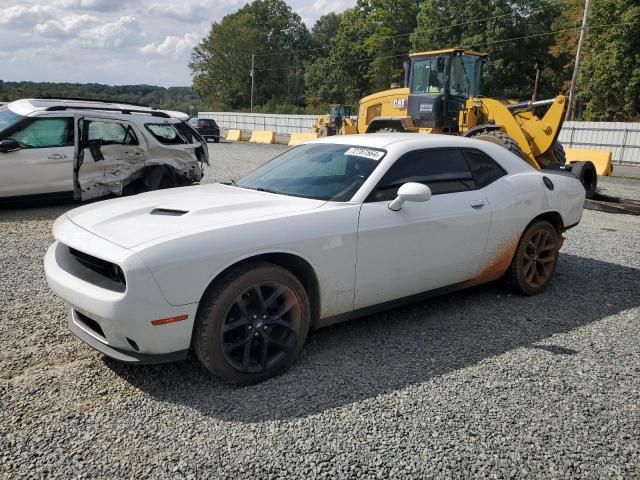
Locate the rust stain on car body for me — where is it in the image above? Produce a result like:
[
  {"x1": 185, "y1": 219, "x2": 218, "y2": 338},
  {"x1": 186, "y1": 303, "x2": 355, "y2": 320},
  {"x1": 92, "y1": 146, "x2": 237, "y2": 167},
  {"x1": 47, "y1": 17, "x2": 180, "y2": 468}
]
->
[{"x1": 467, "y1": 237, "x2": 519, "y2": 287}]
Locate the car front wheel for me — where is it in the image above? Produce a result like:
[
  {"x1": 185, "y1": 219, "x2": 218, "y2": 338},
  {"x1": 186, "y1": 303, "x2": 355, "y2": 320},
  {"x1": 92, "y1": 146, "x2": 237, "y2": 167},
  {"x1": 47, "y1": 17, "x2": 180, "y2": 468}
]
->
[
  {"x1": 502, "y1": 220, "x2": 560, "y2": 295},
  {"x1": 193, "y1": 263, "x2": 310, "y2": 384}
]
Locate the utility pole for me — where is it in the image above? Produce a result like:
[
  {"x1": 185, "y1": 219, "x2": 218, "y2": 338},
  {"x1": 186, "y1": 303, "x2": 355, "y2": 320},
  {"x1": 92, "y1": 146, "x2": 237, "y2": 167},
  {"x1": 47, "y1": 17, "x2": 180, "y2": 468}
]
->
[
  {"x1": 566, "y1": 0, "x2": 590, "y2": 121},
  {"x1": 250, "y1": 54, "x2": 255, "y2": 113}
]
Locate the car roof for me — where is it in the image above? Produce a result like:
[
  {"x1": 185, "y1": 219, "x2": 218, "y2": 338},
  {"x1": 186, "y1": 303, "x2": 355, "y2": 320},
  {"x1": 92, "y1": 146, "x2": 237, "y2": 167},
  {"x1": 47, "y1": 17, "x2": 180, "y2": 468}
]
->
[
  {"x1": 6, "y1": 98, "x2": 185, "y2": 120},
  {"x1": 309, "y1": 132, "x2": 487, "y2": 150}
]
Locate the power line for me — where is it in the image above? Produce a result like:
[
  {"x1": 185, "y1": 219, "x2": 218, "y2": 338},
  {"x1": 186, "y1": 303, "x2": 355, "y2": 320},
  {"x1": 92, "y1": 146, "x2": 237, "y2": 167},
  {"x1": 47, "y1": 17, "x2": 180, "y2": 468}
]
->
[
  {"x1": 253, "y1": 20, "x2": 639, "y2": 73},
  {"x1": 253, "y1": 0, "x2": 567, "y2": 59}
]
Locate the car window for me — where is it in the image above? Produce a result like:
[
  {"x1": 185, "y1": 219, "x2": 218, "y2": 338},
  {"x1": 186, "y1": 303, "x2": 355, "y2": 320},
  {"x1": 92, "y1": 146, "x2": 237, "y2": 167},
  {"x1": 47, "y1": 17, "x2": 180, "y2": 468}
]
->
[
  {"x1": 88, "y1": 121, "x2": 138, "y2": 145},
  {"x1": 174, "y1": 122, "x2": 199, "y2": 143},
  {"x1": 9, "y1": 118, "x2": 73, "y2": 149},
  {"x1": 464, "y1": 150, "x2": 506, "y2": 188},
  {"x1": 370, "y1": 149, "x2": 476, "y2": 201},
  {"x1": 237, "y1": 143, "x2": 383, "y2": 201},
  {"x1": 145, "y1": 123, "x2": 186, "y2": 144}
]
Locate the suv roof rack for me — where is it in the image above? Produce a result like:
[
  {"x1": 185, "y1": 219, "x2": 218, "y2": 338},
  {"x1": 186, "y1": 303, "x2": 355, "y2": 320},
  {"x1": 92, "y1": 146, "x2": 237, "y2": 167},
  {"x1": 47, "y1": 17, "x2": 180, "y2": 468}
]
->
[
  {"x1": 33, "y1": 96, "x2": 152, "y2": 108},
  {"x1": 44, "y1": 105, "x2": 171, "y2": 118}
]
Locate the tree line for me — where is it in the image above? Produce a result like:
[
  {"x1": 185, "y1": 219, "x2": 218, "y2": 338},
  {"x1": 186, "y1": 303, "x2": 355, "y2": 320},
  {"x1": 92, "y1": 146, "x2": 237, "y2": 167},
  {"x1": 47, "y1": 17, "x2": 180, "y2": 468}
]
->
[
  {"x1": 0, "y1": 81, "x2": 204, "y2": 115},
  {"x1": 190, "y1": 0, "x2": 640, "y2": 120}
]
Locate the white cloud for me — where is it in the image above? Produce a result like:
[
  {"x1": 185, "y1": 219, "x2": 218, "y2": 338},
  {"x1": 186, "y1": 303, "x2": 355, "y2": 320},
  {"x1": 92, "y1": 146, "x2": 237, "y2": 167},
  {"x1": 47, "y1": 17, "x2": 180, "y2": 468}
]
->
[
  {"x1": 140, "y1": 33, "x2": 200, "y2": 59},
  {"x1": 0, "y1": 0, "x2": 357, "y2": 86},
  {"x1": 57, "y1": 0, "x2": 127, "y2": 12},
  {"x1": 35, "y1": 14, "x2": 98, "y2": 39},
  {"x1": 0, "y1": 5, "x2": 52, "y2": 27},
  {"x1": 76, "y1": 15, "x2": 141, "y2": 48}
]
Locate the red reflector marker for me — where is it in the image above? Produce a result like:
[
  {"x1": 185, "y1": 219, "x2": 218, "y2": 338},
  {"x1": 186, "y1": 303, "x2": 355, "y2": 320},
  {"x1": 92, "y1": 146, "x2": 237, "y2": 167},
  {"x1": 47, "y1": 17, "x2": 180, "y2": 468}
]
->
[{"x1": 151, "y1": 314, "x2": 189, "y2": 326}]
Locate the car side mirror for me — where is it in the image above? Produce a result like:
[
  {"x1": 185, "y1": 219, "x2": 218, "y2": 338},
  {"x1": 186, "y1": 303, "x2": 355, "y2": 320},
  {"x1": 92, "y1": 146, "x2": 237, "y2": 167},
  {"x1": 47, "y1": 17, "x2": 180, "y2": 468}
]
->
[
  {"x1": 388, "y1": 182, "x2": 431, "y2": 211},
  {"x1": 0, "y1": 139, "x2": 20, "y2": 153}
]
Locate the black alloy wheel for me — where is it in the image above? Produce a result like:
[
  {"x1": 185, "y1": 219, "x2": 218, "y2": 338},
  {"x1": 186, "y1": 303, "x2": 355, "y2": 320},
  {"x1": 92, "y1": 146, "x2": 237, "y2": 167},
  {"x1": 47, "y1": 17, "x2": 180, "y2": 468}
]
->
[{"x1": 220, "y1": 282, "x2": 301, "y2": 373}]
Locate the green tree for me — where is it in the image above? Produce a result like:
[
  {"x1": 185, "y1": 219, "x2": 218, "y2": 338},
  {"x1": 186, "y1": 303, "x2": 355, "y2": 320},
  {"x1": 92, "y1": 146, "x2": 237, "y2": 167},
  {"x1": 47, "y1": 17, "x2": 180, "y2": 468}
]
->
[
  {"x1": 576, "y1": 0, "x2": 640, "y2": 120},
  {"x1": 191, "y1": 0, "x2": 310, "y2": 110},
  {"x1": 411, "y1": 0, "x2": 562, "y2": 99},
  {"x1": 191, "y1": 12, "x2": 261, "y2": 109}
]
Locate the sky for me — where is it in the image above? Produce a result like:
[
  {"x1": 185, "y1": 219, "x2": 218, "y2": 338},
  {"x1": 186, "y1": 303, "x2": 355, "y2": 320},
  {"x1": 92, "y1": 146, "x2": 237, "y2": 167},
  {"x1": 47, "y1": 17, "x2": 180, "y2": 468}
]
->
[{"x1": 0, "y1": 0, "x2": 355, "y2": 87}]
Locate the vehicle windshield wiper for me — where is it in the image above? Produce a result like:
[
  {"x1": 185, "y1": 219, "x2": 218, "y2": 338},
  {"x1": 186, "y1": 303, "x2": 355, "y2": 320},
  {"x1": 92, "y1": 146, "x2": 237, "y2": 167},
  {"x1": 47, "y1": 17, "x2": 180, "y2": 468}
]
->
[{"x1": 254, "y1": 187, "x2": 281, "y2": 194}]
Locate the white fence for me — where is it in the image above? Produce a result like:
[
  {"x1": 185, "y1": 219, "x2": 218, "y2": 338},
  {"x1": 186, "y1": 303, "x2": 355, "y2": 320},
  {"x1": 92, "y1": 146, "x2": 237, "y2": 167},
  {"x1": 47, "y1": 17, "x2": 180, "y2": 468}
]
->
[
  {"x1": 200, "y1": 112, "x2": 640, "y2": 165},
  {"x1": 559, "y1": 121, "x2": 640, "y2": 166},
  {"x1": 199, "y1": 112, "x2": 319, "y2": 134}
]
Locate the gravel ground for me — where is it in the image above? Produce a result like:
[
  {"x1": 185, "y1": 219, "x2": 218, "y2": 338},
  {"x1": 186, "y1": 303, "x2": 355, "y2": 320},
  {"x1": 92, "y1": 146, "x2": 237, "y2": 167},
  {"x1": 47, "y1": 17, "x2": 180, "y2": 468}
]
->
[{"x1": 1, "y1": 142, "x2": 639, "y2": 479}]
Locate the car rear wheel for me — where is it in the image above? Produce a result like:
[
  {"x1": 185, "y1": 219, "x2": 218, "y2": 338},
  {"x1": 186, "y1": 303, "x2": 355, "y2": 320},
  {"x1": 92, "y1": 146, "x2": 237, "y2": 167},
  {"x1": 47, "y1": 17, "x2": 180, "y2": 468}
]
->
[
  {"x1": 193, "y1": 263, "x2": 310, "y2": 384},
  {"x1": 502, "y1": 220, "x2": 559, "y2": 295}
]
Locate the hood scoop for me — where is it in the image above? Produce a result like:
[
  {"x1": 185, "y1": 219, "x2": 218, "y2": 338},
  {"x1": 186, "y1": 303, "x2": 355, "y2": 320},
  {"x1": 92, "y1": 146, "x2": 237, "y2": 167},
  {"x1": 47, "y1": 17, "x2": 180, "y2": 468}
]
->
[{"x1": 150, "y1": 208, "x2": 189, "y2": 216}]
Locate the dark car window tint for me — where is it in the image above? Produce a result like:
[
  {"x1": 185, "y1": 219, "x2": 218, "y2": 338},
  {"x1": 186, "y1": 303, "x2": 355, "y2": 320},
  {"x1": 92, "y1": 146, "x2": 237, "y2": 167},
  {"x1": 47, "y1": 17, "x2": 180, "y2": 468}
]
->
[
  {"x1": 464, "y1": 150, "x2": 506, "y2": 188},
  {"x1": 174, "y1": 122, "x2": 199, "y2": 143},
  {"x1": 371, "y1": 149, "x2": 476, "y2": 201},
  {"x1": 10, "y1": 118, "x2": 73, "y2": 148},
  {"x1": 145, "y1": 124, "x2": 186, "y2": 144}
]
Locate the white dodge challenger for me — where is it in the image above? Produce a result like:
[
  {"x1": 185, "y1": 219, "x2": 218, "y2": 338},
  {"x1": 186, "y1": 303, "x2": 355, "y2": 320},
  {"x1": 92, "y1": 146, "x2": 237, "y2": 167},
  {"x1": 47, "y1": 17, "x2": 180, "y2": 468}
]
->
[{"x1": 45, "y1": 134, "x2": 585, "y2": 384}]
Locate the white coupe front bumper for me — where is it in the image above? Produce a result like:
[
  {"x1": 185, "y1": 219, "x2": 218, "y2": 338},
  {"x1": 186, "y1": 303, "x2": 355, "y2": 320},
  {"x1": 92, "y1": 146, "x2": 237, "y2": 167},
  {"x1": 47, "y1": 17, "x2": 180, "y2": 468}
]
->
[{"x1": 44, "y1": 218, "x2": 199, "y2": 363}]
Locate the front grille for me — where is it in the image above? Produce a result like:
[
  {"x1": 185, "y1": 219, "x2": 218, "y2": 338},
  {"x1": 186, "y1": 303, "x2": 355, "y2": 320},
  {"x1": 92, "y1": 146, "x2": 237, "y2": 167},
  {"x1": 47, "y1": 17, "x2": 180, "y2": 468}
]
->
[
  {"x1": 75, "y1": 310, "x2": 105, "y2": 339},
  {"x1": 68, "y1": 247, "x2": 126, "y2": 288}
]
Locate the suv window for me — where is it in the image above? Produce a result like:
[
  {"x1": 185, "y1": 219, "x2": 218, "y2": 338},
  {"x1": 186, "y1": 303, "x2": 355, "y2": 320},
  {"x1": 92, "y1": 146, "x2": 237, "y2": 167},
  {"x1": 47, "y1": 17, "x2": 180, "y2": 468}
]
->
[
  {"x1": 464, "y1": 150, "x2": 506, "y2": 188},
  {"x1": 10, "y1": 118, "x2": 73, "y2": 148},
  {"x1": 370, "y1": 149, "x2": 476, "y2": 201},
  {"x1": 88, "y1": 121, "x2": 137, "y2": 145},
  {"x1": 145, "y1": 124, "x2": 186, "y2": 144}
]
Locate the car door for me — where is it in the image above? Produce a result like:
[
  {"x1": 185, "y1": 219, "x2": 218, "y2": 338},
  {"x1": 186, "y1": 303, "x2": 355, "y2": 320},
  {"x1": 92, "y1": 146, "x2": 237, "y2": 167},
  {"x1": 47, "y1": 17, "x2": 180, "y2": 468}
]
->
[
  {"x1": 74, "y1": 115, "x2": 148, "y2": 201},
  {"x1": 354, "y1": 148, "x2": 492, "y2": 310},
  {"x1": 0, "y1": 116, "x2": 74, "y2": 198}
]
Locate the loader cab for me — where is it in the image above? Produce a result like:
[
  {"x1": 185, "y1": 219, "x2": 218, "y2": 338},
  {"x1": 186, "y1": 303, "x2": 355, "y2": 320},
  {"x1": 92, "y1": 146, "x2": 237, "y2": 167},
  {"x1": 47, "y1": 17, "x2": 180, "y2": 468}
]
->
[
  {"x1": 407, "y1": 49, "x2": 486, "y2": 132},
  {"x1": 329, "y1": 104, "x2": 352, "y2": 129}
]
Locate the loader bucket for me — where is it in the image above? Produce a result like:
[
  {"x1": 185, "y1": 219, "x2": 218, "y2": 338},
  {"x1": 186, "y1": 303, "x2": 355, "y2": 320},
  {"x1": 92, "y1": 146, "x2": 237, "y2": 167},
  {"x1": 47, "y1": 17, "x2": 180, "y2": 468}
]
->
[{"x1": 565, "y1": 148, "x2": 613, "y2": 176}]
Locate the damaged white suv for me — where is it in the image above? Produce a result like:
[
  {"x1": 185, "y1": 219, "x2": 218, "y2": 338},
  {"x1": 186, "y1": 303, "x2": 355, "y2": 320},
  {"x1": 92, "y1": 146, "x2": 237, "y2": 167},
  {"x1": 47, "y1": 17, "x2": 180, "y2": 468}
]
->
[{"x1": 0, "y1": 98, "x2": 209, "y2": 203}]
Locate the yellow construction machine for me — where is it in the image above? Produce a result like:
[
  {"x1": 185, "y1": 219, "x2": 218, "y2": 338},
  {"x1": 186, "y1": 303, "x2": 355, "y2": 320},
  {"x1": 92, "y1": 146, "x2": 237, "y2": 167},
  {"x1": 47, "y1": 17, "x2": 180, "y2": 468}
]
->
[
  {"x1": 314, "y1": 104, "x2": 358, "y2": 137},
  {"x1": 350, "y1": 48, "x2": 611, "y2": 197}
]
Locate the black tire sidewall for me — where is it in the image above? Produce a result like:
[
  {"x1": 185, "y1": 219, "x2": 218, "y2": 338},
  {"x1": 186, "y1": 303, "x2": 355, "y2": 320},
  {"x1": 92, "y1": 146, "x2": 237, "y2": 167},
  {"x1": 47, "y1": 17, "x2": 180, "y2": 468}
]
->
[{"x1": 193, "y1": 263, "x2": 311, "y2": 385}]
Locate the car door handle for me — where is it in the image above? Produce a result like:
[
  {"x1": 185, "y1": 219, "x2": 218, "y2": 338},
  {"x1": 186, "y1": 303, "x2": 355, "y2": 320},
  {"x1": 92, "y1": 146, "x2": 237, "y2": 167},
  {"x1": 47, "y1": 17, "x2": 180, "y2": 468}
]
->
[
  {"x1": 469, "y1": 200, "x2": 485, "y2": 209},
  {"x1": 47, "y1": 154, "x2": 67, "y2": 160}
]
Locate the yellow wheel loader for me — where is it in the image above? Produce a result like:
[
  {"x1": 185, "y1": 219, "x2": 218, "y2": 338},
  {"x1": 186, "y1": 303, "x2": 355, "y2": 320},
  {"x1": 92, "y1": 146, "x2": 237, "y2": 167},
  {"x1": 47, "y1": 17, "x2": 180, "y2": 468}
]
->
[
  {"x1": 352, "y1": 48, "x2": 611, "y2": 198},
  {"x1": 314, "y1": 104, "x2": 358, "y2": 137}
]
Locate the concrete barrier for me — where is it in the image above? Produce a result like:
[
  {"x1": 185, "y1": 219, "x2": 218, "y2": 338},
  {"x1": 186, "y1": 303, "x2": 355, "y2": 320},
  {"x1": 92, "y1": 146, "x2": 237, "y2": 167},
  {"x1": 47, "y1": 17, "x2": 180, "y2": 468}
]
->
[
  {"x1": 226, "y1": 129, "x2": 243, "y2": 141},
  {"x1": 288, "y1": 132, "x2": 318, "y2": 146},
  {"x1": 249, "y1": 130, "x2": 276, "y2": 144}
]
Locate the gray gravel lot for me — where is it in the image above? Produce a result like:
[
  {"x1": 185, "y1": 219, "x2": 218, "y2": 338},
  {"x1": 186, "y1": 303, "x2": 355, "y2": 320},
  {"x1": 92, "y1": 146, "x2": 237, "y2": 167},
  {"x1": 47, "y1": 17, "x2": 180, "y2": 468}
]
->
[{"x1": 1, "y1": 142, "x2": 639, "y2": 479}]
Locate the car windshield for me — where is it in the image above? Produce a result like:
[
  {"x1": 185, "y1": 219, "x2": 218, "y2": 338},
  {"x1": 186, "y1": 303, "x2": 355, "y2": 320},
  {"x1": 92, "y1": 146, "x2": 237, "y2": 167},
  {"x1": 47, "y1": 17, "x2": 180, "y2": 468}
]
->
[
  {"x1": 0, "y1": 106, "x2": 24, "y2": 133},
  {"x1": 236, "y1": 143, "x2": 385, "y2": 201}
]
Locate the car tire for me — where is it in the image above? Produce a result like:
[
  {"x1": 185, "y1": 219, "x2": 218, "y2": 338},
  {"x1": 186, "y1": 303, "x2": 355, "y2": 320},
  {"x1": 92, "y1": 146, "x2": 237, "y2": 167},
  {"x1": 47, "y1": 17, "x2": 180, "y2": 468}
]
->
[
  {"x1": 213, "y1": 137, "x2": 220, "y2": 143},
  {"x1": 193, "y1": 262, "x2": 311, "y2": 385},
  {"x1": 502, "y1": 220, "x2": 559, "y2": 296}
]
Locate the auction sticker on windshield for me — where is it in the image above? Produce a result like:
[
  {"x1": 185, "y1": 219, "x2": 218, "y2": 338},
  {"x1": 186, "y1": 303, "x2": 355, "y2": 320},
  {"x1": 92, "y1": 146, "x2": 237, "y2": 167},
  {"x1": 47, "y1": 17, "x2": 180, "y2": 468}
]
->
[{"x1": 344, "y1": 147, "x2": 385, "y2": 161}]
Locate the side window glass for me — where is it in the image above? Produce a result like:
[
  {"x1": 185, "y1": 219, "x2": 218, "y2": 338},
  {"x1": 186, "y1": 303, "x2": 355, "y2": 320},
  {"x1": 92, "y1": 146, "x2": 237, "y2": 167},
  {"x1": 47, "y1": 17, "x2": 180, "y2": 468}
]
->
[
  {"x1": 371, "y1": 149, "x2": 476, "y2": 201},
  {"x1": 145, "y1": 124, "x2": 187, "y2": 145},
  {"x1": 464, "y1": 150, "x2": 506, "y2": 188},
  {"x1": 10, "y1": 118, "x2": 73, "y2": 148},
  {"x1": 88, "y1": 121, "x2": 138, "y2": 145}
]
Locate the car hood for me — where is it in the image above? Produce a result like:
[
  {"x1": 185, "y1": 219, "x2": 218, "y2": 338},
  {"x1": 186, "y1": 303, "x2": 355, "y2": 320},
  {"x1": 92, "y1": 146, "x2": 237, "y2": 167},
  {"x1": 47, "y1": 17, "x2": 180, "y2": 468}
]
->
[{"x1": 65, "y1": 183, "x2": 326, "y2": 249}]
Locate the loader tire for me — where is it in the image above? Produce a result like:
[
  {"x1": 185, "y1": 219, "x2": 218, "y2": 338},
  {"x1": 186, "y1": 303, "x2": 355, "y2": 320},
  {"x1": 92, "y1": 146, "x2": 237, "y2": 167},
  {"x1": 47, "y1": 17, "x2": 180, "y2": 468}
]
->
[
  {"x1": 472, "y1": 130, "x2": 525, "y2": 160},
  {"x1": 552, "y1": 141, "x2": 566, "y2": 164},
  {"x1": 570, "y1": 161, "x2": 597, "y2": 199}
]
